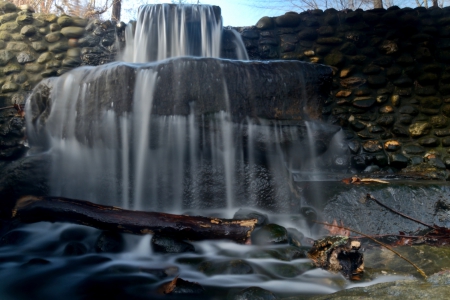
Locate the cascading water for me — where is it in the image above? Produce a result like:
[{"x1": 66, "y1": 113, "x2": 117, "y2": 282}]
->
[{"x1": 2, "y1": 4, "x2": 385, "y2": 300}]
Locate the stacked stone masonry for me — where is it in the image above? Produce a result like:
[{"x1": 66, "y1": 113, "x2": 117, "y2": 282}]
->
[
  {"x1": 3, "y1": 0, "x2": 450, "y2": 177},
  {"x1": 0, "y1": 1, "x2": 123, "y2": 160},
  {"x1": 238, "y1": 6, "x2": 450, "y2": 177}
]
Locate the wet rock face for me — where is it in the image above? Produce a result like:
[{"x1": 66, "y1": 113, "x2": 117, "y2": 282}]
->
[
  {"x1": 318, "y1": 182, "x2": 450, "y2": 235},
  {"x1": 28, "y1": 57, "x2": 332, "y2": 128},
  {"x1": 238, "y1": 7, "x2": 450, "y2": 172}
]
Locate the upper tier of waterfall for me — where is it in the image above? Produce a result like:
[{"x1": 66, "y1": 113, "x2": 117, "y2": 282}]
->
[{"x1": 121, "y1": 4, "x2": 248, "y2": 62}]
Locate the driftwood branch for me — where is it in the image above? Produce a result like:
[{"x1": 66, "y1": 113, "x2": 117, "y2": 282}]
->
[{"x1": 10, "y1": 196, "x2": 257, "y2": 243}]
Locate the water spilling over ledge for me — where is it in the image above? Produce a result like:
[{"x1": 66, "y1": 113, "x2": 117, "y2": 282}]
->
[{"x1": 25, "y1": 57, "x2": 335, "y2": 212}]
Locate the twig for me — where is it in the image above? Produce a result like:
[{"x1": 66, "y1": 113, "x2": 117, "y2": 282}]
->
[
  {"x1": 315, "y1": 221, "x2": 428, "y2": 279},
  {"x1": 0, "y1": 106, "x2": 15, "y2": 111},
  {"x1": 366, "y1": 194, "x2": 435, "y2": 229}
]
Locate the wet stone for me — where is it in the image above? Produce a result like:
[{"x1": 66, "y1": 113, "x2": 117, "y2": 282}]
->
[
  {"x1": 63, "y1": 241, "x2": 88, "y2": 256},
  {"x1": 363, "y1": 140, "x2": 382, "y2": 153},
  {"x1": 348, "y1": 140, "x2": 361, "y2": 154},
  {"x1": 393, "y1": 76, "x2": 413, "y2": 87},
  {"x1": 1, "y1": 81, "x2": 19, "y2": 93},
  {"x1": 16, "y1": 51, "x2": 36, "y2": 64},
  {"x1": 399, "y1": 115, "x2": 413, "y2": 125},
  {"x1": 418, "y1": 73, "x2": 439, "y2": 85},
  {"x1": 363, "y1": 65, "x2": 382, "y2": 74},
  {"x1": 380, "y1": 106, "x2": 394, "y2": 114},
  {"x1": 198, "y1": 259, "x2": 253, "y2": 276},
  {"x1": 430, "y1": 116, "x2": 448, "y2": 128},
  {"x1": 354, "y1": 88, "x2": 371, "y2": 97},
  {"x1": 376, "y1": 115, "x2": 395, "y2": 127},
  {"x1": 364, "y1": 74, "x2": 385, "y2": 88},
  {"x1": 416, "y1": 86, "x2": 437, "y2": 96},
  {"x1": 434, "y1": 129, "x2": 450, "y2": 137},
  {"x1": 353, "y1": 97, "x2": 375, "y2": 108},
  {"x1": 403, "y1": 144, "x2": 426, "y2": 155},
  {"x1": 335, "y1": 90, "x2": 351, "y2": 97},
  {"x1": 386, "y1": 65, "x2": 402, "y2": 78},
  {"x1": 351, "y1": 120, "x2": 366, "y2": 131},
  {"x1": 384, "y1": 140, "x2": 401, "y2": 151},
  {"x1": 390, "y1": 153, "x2": 409, "y2": 169},
  {"x1": 428, "y1": 157, "x2": 446, "y2": 169},
  {"x1": 251, "y1": 224, "x2": 288, "y2": 245},
  {"x1": 61, "y1": 26, "x2": 85, "y2": 38},
  {"x1": 409, "y1": 122, "x2": 431, "y2": 137},
  {"x1": 275, "y1": 12, "x2": 301, "y2": 27},
  {"x1": 20, "y1": 25, "x2": 35, "y2": 37},
  {"x1": 230, "y1": 287, "x2": 278, "y2": 300},
  {"x1": 31, "y1": 41, "x2": 47, "y2": 52},
  {"x1": 340, "y1": 77, "x2": 366, "y2": 88},
  {"x1": 377, "y1": 95, "x2": 388, "y2": 103},
  {"x1": 287, "y1": 228, "x2": 303, "y2": 247},
  {"x1": 16, "y1": 14, "x2": 33, "y2": 25},
  {"x1": 45, "y1": 32, "x2": 61, "y2": 43},
  {"x1": 317, "y1": 37, "x2": 342, "y2": 45},
  {"x1": 95, "y1": 231, "x2": 124, "y2": 253},
  {"x1": 324, "y1": 52, "x2": 345, "y2": 67},
  {"x1": 419, "y1": 137, "x2": 440, "y2": 147},
  {"x1": 399, "y1": 105, "x2": 419, "y2": 115},
  {"x1": 57, "y1": 16, "x2": 73, "y2": 27},
  {"x1": 233, "y1": 208, "x2": 268, "y2": 226},
  {"x1": 368, "y1": 125, "x2": 384, "y2": 133},
  {"x1": 151, "y1": 235, "x2": 195, "y2": 254}
]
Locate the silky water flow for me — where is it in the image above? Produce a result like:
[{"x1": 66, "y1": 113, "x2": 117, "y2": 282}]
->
[{"x1": 0, "y1": 4, "x2": 403, "y2": 300}]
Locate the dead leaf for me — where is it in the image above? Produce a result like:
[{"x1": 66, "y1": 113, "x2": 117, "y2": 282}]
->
[{"x1": 323, "y1": 220, "x2": 350, "y2": 237}]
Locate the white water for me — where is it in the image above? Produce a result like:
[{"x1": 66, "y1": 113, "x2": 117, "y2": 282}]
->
[{"x1": 122, "y1": 4, "x2": 223, "y2": 62}]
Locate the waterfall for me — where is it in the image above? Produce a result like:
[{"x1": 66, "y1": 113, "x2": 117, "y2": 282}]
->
[
  {"x1": 122, "y1": 4, "x2": 223, "y2": 62},
  {"x1": 25, "y1": 4, "x2": 336, "y2": 213}
]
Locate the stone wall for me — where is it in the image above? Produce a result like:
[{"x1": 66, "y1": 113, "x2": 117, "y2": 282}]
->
[
  {"x1": 0, "y1": 1, "x2": 122, "y2": 160},
  {"x1": 238, "y1": 6, "x2": 450, "y2": 177}
]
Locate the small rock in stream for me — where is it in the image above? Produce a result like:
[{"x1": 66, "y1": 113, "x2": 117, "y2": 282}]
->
[
  {"x1": 229, "y1": 286, "x2": 278, "y2": 300},
  {"x1": 151, "y1": 234, "x2": 195, "y2": 253}
]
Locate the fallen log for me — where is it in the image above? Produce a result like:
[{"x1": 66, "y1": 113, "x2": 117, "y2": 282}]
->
[{"x1": 8, "y1": 196, "x2": 257, "y2": 243}]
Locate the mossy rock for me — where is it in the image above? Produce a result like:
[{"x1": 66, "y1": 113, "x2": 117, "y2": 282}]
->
[
  {"x1": 0, "y1": 2, "x2": 17, "y2": 13},
  {"x1": 0, "y1": 13, "x2": 18, "y2": 24},
  {"x1": 24, "y1": 63, "x2": 43, "y2": 73},
  {"x1": 0, "y1": 22, "x2": 20, "y2": 33},
  {"x1": 409, "y1": 122, "x2": 432, "y2": 138},
  {"x1": 251, "y1": 224, "x2": 288, "y2": 245},
  {"x1": 45, "y1": 32, "x2": 61, "y2": 43},
  {"x1": 324, "y1": 52, "x2": 345, "y2": 67},
  {"x1": 3, "y1": 62, "x2": 22, "y2": 75},
  {"x1": 31, "y1": 41, "x2": 47, "y2": 52},
  {"x1": 20, "y1": 25, "x2": 36, "y2": 37},
  {"x1": 1, "y1": 81, "x2": 19, "y2": 93},
  {"x1": 0, "y1": 49, "x2": 14, "y2": 66},
  {"x1": 198, "y1": 259, "x2": 253, "y2": 276},
  {"x1": 256, "y1": 16, "x2": 274, "y2": 30},
  {"x1": 48, "y1": 41, "x2": 69, "y2": 53},
  {"x1": 419, "y1": 96, "x2": 442, "y2": 109},
  {"x1": 6, "y1": 41, "x2": 31, "y2": 52},
  {"x1": 16, "y1": 14, "x2": 33, "y2": 25},
  {"x1": 37, "y1": 52, "x2": 53, "y2": 64},
  {"x1": 72, "y1": 17, "x2": 88, "y2": 27},
  {"x1": 61, "y1": 27, "x2": 85, "y2": 38},
  {"x1": 57, "y1": 15, "x2": 73, "y2": 28}
]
